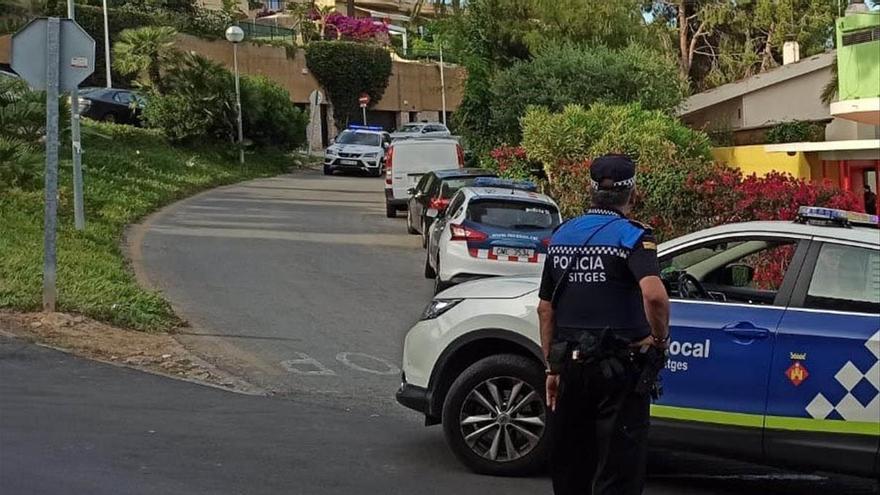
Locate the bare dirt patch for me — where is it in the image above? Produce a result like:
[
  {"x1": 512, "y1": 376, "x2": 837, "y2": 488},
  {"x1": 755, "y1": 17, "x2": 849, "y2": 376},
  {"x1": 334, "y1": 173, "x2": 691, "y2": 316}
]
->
[{"x1": 0, "y1": 311, "x2": 261, "y2": 394}]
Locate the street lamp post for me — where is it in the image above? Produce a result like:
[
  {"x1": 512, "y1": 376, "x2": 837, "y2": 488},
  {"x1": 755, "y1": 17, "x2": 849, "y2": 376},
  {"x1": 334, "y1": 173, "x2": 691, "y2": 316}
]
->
[{"x1": 225, "y1": 25, "x2": 245, "y2": 165}]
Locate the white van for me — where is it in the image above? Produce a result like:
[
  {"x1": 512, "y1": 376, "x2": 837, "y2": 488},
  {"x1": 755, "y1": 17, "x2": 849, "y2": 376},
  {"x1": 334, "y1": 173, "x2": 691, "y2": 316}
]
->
[{"x1": 384, "y1": 138, "x2": 464, "y2": 218}]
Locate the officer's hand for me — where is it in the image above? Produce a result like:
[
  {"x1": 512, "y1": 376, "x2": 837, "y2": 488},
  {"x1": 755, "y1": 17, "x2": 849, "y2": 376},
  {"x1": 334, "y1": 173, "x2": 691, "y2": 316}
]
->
[
  {"x1": 545, "y1": 374, "x2": 560, "y2": 412},
  {"x1": 632, "y1": 334, "x2": 668, "y2": 351}
]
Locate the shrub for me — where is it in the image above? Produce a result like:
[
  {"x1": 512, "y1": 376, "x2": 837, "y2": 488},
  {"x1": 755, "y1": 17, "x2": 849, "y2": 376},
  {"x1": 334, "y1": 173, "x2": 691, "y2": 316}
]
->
[
  {"x1": 322, "y1": 13, "x2": 389, "y2": 42},
  {"x1": 142, "y1": 53, "x2": 237, "y2": 143},
  {"x1": 521, "y1": 103, "x2": 714, "y2": 240},
  {"x1": 241, "y1": 75, "x2": 308, "y2": 150},
  {"x1": 766, "y1": 120, "x2": 826, "y2": 144},
  {"x1": 305, "y1": 41, "x2": 392, "y2": 129},
  {"x1": 483, "y1": 146, "x2": 536, "y2": 181},
  {"x1": 0, "y1": 137, "x2": 42, "y2": 191},
  {"x1": 486, "y1": 42, "x2": 687, "y2": 146}
]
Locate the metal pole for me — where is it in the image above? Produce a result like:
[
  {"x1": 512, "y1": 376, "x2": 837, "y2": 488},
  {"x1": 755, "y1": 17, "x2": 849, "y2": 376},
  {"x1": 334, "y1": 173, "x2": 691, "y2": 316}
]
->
[
  {"x1": 439, "y1": 41, "x2": 447, "y2": 126},
  {"x1": 43, "y1": 17, "x2": 61, "y2": 312},
  {"x1": 362, "y1": 105, "x2": 367, "y2": 125},
  {"x1": 68, "y1": 0, "x2": 85, "y2": 230},
  {"x1": 102, "y1": 0, "x2": 111, "y2": 87},
  {"x1": 233, "y1": 42, "x2": 244, "y2": 165}
]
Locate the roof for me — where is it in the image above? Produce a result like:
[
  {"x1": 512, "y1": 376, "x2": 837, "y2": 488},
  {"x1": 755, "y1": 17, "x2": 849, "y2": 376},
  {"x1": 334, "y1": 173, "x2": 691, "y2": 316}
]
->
[
  {"x1": 659, "y1": 220, "x2": 880, "y2": 252},
  {"x1": 679, "y1": 52, "x2": 836, "y2": 116},
  {"x1": 433, "y1": 168, "x2": 494, "y2": 179}
]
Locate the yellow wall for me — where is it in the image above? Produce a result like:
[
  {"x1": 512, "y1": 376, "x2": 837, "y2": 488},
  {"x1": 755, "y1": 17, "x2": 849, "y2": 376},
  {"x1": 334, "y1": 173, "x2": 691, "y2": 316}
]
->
[{"x1": 712, "y1": 145, "x2": 812, "y2": 180}]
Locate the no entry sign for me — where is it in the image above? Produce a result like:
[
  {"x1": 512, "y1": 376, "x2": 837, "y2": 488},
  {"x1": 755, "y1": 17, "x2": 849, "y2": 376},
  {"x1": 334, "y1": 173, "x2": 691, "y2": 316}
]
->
[{"x1": 358, "y1": 93, "x2": 370, "y2": 108}]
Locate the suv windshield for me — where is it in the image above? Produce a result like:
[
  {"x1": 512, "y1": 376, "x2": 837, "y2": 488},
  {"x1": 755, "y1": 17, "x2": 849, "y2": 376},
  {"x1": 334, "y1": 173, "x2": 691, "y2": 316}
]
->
[
  {"x1": 336, "y1": 131, "x2": 380, "y2": 146},
  {"x1": 466, "y1": 200, "x2": 560, "y2": 230}
]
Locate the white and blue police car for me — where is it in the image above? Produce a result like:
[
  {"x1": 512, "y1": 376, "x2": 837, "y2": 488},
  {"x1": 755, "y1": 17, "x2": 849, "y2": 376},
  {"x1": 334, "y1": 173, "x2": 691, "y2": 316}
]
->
[
  {"x1": 398, "y1": 207, "x2": 880, "y2": 477},
  {"x1": 323, "y1": 125, "x2": 391, "y2": 177},
  {"x1": 424, "y1": 178, "x2": 563, "y2": 294}
]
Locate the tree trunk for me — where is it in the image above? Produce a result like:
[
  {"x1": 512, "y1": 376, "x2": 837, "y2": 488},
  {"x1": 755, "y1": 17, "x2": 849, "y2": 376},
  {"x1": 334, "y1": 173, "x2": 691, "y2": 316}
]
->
[
  {"x1": 346, "y1": 0, "x2": 354, "y2": 16},
  {"x1": 677, "y1": 0, "x2": 690, "y2": 80}
]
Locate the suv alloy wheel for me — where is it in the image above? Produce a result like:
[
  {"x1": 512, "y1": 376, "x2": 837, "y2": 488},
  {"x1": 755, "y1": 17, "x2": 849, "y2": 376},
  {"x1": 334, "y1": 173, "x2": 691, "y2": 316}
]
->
[{"x1": 441, "y1": 354, "x2": 549, "y2": 475}]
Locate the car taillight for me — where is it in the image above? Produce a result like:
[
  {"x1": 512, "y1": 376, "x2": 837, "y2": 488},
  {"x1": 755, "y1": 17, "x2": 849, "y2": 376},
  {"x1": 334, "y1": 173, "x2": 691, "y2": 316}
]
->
[
  {"x1": 450, "y1": 224, "x2": 488, "y2": 242},
  {"x1": 456, "y1": 144, "x2": 464, "y2": 167},
  {"x1": 542, "y1": 237, "x2": 551, "y2": 247},
  {"x1": 429, "y1": 197, "x2": 450, "y2": 211},
  {"x1": 385, "y1": 146, "x2": 393, "y2": 185}
]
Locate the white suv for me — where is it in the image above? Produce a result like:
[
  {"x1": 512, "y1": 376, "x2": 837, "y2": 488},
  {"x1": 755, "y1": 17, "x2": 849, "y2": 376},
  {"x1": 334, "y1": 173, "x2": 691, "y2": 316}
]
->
[
  {"x1": 397, "y1": 208, "x2": 880, "y2": 477},
  {"x1": 324, "y1": 126, "x2": 390, "y2": 177}
]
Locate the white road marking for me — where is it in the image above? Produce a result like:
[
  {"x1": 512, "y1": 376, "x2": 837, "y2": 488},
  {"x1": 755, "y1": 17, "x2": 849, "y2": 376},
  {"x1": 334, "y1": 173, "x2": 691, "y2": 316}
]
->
[
  {"x1": 336, "y1": 352, "x2": 400, "y2": 376},
  {"x1": 280, "y1": 352, "x2": 337, "y2": 376}
]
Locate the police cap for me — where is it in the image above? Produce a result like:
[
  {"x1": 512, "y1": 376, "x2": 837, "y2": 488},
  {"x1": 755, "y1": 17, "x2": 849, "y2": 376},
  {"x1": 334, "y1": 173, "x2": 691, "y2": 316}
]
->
[{"x1": 590, "y1": 154, "x2": 636, "y2": 190}]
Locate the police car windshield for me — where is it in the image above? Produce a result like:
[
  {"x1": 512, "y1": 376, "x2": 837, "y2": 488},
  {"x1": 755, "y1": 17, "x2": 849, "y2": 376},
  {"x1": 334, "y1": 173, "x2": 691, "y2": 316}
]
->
[
  {"x1": 467, "y1": 200, "x2": 560, "y2": 230},
  {"x1": 336, "y1": 131, "x2": 380, "y2": 146}
]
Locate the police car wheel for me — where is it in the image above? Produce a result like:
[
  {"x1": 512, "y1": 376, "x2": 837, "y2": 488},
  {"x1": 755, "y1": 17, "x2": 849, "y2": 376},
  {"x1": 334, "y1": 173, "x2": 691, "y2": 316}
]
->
[
  {"x1": 323, "y1": 165, "x2": 332, "y2": 176},
  {"x1": 441, "y1": 354, "x2": 549, "y2": 476}
]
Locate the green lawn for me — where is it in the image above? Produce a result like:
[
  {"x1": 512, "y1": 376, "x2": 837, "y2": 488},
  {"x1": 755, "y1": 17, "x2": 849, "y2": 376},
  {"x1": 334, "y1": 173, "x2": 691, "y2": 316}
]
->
[{"x1": 0, "y1": 121, "x2": 302, "y2": 332}]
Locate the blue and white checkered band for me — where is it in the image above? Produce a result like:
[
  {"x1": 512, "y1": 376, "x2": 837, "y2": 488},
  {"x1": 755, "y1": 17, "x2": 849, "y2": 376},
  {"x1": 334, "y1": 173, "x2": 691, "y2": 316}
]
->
[
  {"x1": 548, "y1": 245, "x2": 630, "y2": 259},
  {"x1": 587, "y1": 208, "x2": 622, "y2": 217},
  {"x1": 590, "y1": 177, "x2": 636, "y2": 191}
]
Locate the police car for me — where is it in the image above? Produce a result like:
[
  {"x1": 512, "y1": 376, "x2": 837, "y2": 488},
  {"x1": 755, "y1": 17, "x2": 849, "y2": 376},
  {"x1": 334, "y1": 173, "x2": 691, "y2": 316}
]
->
[
  {"x1": 398, "y1": 207, "x2": 880, "y2": 477},
  {"x1": 424, "y1": 178, "x2": 563, "y2": 294},
  {"x1": 323, "y1": 126, "x2": 391, "y2": 177}
]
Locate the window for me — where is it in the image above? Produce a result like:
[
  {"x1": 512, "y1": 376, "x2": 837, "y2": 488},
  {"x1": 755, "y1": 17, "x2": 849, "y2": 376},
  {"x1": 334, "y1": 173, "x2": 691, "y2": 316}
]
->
[
  {"x1": 660, "y1": 238, "x2": 799, "y2": 305},
  {"x1": 465, "y1": 200, "x2": 561, "y2": 230},
  {"x1": 806, "y1": 243, "x2": 880, "y2": 314},
  {"x1": 438, "y1": 176, "x2": 489, "y2": 199},
  {"x1": 446, "y1": 192, "x2": 466, "y2": 218},
  {"x1": 113, "y1": 91, "x2": 134, "y2": 104},
  {"x1": 415, "y1": 174, "x2": 432, "y2": 194}
]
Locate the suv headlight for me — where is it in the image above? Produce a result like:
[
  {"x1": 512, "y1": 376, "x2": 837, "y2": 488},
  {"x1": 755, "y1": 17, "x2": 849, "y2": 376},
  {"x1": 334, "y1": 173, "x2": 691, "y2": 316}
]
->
[
  {"x1": 326, "y1": 147, "x2": 338, "y2": 156},
  {"x1": 420, "y1": 298, "x2": 463, "y2": 320},
  {"x1": 362, "y1": 152, "x2": 379, "y2": 159}
]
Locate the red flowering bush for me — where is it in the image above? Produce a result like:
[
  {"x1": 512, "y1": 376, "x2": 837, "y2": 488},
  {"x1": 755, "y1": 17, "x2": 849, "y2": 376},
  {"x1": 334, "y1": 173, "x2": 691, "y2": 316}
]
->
[
  {"x1": 684, "y1": 166, "x2": 861, "y2": 288},
  {"x1": 486, "y1": 145, "x2": 535, "y2": 181}
]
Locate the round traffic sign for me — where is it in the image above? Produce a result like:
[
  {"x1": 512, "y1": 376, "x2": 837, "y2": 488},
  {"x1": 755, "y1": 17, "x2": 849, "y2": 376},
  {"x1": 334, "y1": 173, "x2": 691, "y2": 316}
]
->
[{"x1": 358, "y1": 93, "x2": 370, "y2": 106}]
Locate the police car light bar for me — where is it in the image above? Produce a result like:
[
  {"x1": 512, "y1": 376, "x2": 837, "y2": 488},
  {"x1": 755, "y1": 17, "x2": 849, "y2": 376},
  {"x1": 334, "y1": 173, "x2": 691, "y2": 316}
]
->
[
  {"x1": 472, "y1": 177, "x2": 538, "y2": 192},
  {"x1": 348, "y1": 125, "x2": 384, "y2": 131},
  {"x1": 796, "y1": 206, "x2": 879, "y2": 228}
]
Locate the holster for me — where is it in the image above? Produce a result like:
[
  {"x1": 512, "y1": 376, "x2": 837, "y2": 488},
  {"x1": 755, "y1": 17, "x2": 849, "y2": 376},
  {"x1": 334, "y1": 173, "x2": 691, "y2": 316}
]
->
[
  {"x1": 562, "y1": 330, "x2": 633, "y2": 380},
  {"x1": 634, "y1": 346, "x2": 668, "y2": 400}
]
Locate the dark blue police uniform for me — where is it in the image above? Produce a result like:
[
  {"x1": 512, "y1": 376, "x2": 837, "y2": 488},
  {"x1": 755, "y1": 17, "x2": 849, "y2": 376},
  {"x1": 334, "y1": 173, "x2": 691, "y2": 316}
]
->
[{"x1": 538, "y1": 156, "x2": 661, "y2": 495}]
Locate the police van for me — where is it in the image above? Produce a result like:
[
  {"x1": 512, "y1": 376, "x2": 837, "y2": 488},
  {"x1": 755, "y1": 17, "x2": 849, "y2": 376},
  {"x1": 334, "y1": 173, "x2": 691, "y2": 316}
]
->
[
  {"x1": 397, "y1": 207, "x2": 880, "y2": 477},
  {"x1": 323, "y1": 125, "x2": 391, "y2": 177}
]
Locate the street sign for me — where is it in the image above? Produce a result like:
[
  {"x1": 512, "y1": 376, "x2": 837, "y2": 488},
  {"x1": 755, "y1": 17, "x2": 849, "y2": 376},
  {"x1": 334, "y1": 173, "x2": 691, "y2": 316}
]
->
[
  {"x1": 358, "y1": 93, "x2": 370, "y2": 108},
  {"x1": 11, "y1": 18, "x2": 95, "y2": 91}
]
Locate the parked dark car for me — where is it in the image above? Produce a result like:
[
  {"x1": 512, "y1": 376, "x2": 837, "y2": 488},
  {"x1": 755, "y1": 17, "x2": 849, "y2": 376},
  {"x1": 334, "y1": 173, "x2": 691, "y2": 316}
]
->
[
  {"x1": 406, "y1": 168, "x2": 497, "y2": 248},
  {"x1": 78, "y1": 88, "x2": 147, "y2": 125}
]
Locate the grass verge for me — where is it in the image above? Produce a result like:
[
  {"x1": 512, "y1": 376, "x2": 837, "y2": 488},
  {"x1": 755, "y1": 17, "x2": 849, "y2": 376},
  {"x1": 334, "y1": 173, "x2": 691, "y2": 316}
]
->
[{"x1": 1, "y1": 121, "x2": 306, "y2": 332}]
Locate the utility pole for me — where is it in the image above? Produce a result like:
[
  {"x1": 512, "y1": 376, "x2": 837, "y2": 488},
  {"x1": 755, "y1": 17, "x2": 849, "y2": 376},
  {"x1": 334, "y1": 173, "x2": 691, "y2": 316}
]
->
[
  {"x1": 102, "y1": 0, "x2": 111, "y2": 87},
  {"x1": 346, "y1": 0, "x2": 355, "y2": 16},
  {"x1": 68, "y1": 0, "x2": 85, "y2": 230},
  {"x1": 439, "y1": 40, "x2": 447, "y2": 127}
]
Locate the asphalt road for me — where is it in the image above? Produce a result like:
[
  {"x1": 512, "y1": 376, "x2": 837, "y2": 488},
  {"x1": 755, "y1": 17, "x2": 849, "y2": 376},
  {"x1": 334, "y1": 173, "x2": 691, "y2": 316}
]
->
[
  {"x1": 7, "y1": 168, "x2": 870, "y2": 494},
  {"x1": 140, "y1": 170, "x2": 432, "y2": 414}
]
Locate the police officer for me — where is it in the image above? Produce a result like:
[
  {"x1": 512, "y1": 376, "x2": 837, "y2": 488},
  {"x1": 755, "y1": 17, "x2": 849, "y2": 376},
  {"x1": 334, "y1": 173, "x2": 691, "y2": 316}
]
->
[{"x1": 537, "y1": 154, "x2": 670, "y2": 495}]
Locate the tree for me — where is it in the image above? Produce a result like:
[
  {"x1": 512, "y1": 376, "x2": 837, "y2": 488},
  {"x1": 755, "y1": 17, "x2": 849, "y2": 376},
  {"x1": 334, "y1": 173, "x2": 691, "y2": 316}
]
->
[
  {"x1": 112, "y1": 26, "x2": 180, "y2": 91},
  {"x1": 305, "y1": 41, "x2": 393, "y2": 129},
  {"x1": 646, "y1": 0, "x2": 838, "y2": 90},
  {"x1": 346, "y1": 0, "x2": 354, "y2": 16},
  {"x1": 488, "y1": 42, "x2": 688, "y2": 145}
]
